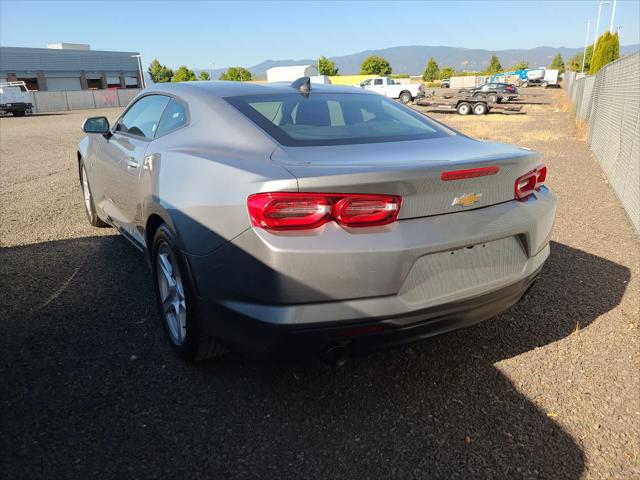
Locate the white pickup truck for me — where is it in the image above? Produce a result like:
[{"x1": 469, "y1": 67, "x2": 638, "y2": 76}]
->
[
  {"x1": 0, "y1": 81, "x2": 33, "y2": 116},
  {"x1": 356, "y1": 77, "x2": 423, "y2": 104}
]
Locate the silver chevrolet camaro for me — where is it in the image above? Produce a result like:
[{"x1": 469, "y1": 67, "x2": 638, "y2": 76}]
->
[{"x1": 78, "y1": 78, "x2": 557, "y2": 363}]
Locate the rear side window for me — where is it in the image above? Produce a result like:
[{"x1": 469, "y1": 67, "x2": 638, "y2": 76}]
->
[
  {"x1": 156, "y1": 99, "x2": 187, "y2": 137},
  {"x1": 116, "y1": 95, "x2": 170, "y2": 139},
  {"x1": 226, "y1": 92, "x2": 450, "y2": 147}
]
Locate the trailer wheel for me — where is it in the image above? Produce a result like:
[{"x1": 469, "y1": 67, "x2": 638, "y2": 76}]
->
[
  {"x1": 541, "y1": 81, "x2": 548, "y2": 88},
  {"x1": 473, "y1": 103, "x2": 487, "y2": 115},
  {"x1": 487, "y1": 94, "x2": 498, "y2": 104},
  {"x1": 457, "y1": 102, "x2": 471, "y2": 115},
  {"x1": 522, "y1": 81, "x2": 528, "y2": 88}
]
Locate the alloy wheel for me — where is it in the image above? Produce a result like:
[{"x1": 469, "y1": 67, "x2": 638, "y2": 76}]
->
[{"x1": 156, "y1": 243, "x2": 187, "y2": 345}]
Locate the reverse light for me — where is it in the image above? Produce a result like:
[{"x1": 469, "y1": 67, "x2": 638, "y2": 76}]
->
[
  {"x1": 247, "y1": 193, "x2": 402, "y2": 230},
  {"x1": 515, "y1": 165, "x2": 547, "y2": 200}
]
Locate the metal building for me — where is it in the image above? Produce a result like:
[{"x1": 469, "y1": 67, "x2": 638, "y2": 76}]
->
[{"x1": 0, "y1": 44, "x2": 142, "y2": 91}]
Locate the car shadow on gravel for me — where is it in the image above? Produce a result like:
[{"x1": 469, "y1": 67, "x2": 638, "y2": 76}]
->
[{"x1": 0, "y1": 236, "x2": 630, "y2": 479}]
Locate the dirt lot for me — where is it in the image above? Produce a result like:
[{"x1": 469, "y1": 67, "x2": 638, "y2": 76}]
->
[{"x1": 1, "y1": 89, "x2": 639, "y2": 479}]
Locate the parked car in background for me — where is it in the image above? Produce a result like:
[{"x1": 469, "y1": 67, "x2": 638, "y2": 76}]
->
[
  {"x1": 77, "y1": 78, "x2": 556, "y2": 364},
  {"x1": 357, "y1": 77, "x2": 423, "y2": 103},
  {"x1": 0, "y1": 81, "x2": 33, "y2": 117},
  {"x1": 461, "y1": 82, "x2": 519, "y2": 103},
  {"x1": 440, "y1": 79, "x2": 450, "y2": 88}
]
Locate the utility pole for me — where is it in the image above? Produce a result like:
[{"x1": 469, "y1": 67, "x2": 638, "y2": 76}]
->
[
  {"x1": 594, "y1": 1, "x2": 611, "y2": 48},
  {"x1": 609, "y1": 0, "x2": 617, "y2": 32},
  {"x1": 582, "y1": 19, "x2": 593, "y2": 74}
]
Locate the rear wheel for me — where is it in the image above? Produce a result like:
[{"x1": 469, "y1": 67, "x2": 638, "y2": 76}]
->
[
  {"x1": 457, "y1": 102, "x2": 471, "y2": 115},
  {"x1": 152, "y1": 224, "x2": 227, "y2": 362},
  {"x1": 79, "y1": 162, "x2": 109, "y2": 227},
  {"x1": 12, "y1": 110, "x2": 25, "y2": 117},
  {"x1": 541, "y1": 81, "x2": 548, "y2": 88},
  {"x1": 399, "y1": 91, "x2": 412, "y2": 104},
  {"x1": 487, "y1": 93, "x2": 498, "y2": 104},
  {"x1": 522, "y1": 81, "x2": 529, "y2": 88},
  {"x1": 473, "y1": 103, "x2": 487, "y2": 115}
]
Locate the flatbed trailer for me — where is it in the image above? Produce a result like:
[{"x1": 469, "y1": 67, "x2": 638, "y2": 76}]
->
[{"x1": 414, "y1": 94, "x2": 523, "y2": 115}]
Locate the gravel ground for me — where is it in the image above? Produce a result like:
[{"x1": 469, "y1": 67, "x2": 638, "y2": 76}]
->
[{"x1": 1, "y1": 89, "x2": 638, "y2": 480}]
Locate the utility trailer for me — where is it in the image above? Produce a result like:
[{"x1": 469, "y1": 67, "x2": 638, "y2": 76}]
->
[{"x1": 414, "y1": 93, "x2": 522, "y2": 115}]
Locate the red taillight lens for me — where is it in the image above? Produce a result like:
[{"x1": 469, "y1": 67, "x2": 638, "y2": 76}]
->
[
  {"x1": 333, "y1": 195, "x2": 401, "y2": 227},
  {"x1": 515, "y1": 165, "x2": 546, "y2": 200},
  {"x1": 247, "y1": 193, "x2": 402, "y2": 230}
]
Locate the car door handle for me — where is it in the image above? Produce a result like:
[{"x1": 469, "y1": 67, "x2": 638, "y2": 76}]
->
[{"x1": 126, "y1": 157, "x2": 140, "y2": 169}]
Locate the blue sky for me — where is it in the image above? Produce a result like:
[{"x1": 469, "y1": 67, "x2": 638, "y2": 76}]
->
[{"x1": 1, "y1": 1, "x2": 639, "y2": 69}]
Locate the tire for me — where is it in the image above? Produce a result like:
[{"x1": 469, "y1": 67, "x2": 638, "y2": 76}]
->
[
  {"x1": 457, "y1": 102, "x2": 471, "y2": 115},
  {"x1": 151, "y1": 224, "x2": 227, "y2": 362},
  {"x1": 541, "y1": 82, "x2": 548, "y2": 88},
  {"x1": 487, "y1": 94, "x2": 498, "y2": 104},
  {"x1": 12, "y1": 110, "x2": 26, "y2": 117},
  {"x1": 522, "y1": 82, "x2": 528, "y2": 88},
  {"x1": 473, "y1": 103, "x2": 487, "y2": 115},
  {"x1": 79, "y1": 161, "x2": 109, "y2": 228},
  {"x1": 399, "y1": 91, "x2": 412, "y2": 104}
]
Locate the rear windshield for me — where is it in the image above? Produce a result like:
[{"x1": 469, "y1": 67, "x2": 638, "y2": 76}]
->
[{"x1": 225, "y1": 92, "x2": 450, "y2": 146}]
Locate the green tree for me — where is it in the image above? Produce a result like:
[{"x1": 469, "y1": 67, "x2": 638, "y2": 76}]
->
[
  {"x1": 198, "y1": 71, "x2": 211, "y2": 81},
  {"x1": 172, "y1": 65, "x2": 196, "y2": 82},
  {"x1": 590, "y1": 31, "x2": 620, "y2": 74},
  {"x1": 507, "y1": 60, "x2": 530, "y2": 71},
  {"x1": 568, "y1": 45, "x2": 593, "y2": 72},
  {"x1": 219, "y1": 67, "x2": 252, "y2": 81},
  {"x1": 422, "y1": 57, "x2": 440, "y2": 82},
  {"x1": 439, "y1": 66, "x2": 455, "y2": 80},
  {"x1": 487, "y1": 55, "x2": 502, "y2": 74},
  {"x1": 147, "y1": 58, "x2": 173, "y2": 83},
  {"x1": 318, "y1": 56, "x2": 339, "y2": 76},
  {"x1": 548, "y1": 53, "x2": 565, "y2": 73},
  {"x1": 360, "y1": 55, "x2": 392, "y2": 75}
]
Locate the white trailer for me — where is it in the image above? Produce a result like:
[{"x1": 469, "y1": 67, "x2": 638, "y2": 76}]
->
[{"x1": 266, "y1": 65, "x2": 319, "y2": 83}]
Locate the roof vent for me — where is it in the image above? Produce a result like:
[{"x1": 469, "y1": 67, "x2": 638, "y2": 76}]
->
[{"x1": 290, "y1": 76, "x2": 311, "y2": 98}]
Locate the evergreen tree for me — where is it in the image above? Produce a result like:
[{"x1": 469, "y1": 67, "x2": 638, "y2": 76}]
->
[
  {"x1": 549, "y1": 53, "x2": 565, "y2": 73},
  {"x1": 590, "y1": 32, "x2": 620, "y2": 74},
  {"x1": 318, "y1": 56, "x2": 339, "y2": 76},
  {"x1": 172, "y1": 66, "x2": 196, "y2": 82},
  {"x1": 487, "y1": 55, "x2": 502, "y2": 74},
  {"x1": 422, "y1": 58, "x2": 440, "y2": 82},
  {"x1": 148, "y1": 59, "x2": 173, "y2": 83}
]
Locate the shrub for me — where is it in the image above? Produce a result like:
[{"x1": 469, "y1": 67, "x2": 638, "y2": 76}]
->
[{"x1": 148, "y1": 59, "x2": 173, "y2": 83}]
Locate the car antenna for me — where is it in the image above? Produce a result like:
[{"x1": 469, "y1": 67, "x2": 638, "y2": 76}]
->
[{"x1": 290, "y1": 76, "x2": 311, "y2": 98}]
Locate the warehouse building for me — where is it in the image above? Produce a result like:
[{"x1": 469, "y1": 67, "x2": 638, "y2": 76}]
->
[{"x1": 0, "y1": 43, "x2": 142, "y2": 91}]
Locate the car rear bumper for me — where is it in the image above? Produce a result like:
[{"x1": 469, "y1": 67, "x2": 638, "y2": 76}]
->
[
  {"x1": 185, "y1": 187, "x2": 556, "y2": 356},
  {"x1": 192, "y1": 263, "x2": 544, "y2": 358}
]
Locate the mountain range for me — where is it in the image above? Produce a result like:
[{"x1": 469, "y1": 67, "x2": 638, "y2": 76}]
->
[{"x1": 202, "y1": 44, "x2": 640, "y2": 78}]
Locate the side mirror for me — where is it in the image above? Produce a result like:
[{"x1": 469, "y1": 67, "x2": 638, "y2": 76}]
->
[{"x1": 82, "y1": 116, "x2": 110, "y2": 135}]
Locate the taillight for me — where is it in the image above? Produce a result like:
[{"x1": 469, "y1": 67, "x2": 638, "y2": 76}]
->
[
  {"x1": 247, "y1": 193, "x2": 402, "y2": 230},
  {"x1": 515, "y1": 165, "x2": 546, "y2": 200}
]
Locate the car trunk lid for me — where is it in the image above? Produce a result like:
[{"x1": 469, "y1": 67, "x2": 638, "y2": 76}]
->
[{"x1": 271, "y1": 135, "x2": 543, "y2": 219}]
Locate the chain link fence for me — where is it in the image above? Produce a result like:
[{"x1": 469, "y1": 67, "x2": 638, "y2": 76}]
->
[{"x1": 564, "y1": 52, "x2": 640, "y2": 235}]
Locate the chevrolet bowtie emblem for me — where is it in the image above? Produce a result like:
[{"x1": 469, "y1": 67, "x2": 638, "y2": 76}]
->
[{"x1": 452, "y1": 193, "x2": 482, "y2": 207}]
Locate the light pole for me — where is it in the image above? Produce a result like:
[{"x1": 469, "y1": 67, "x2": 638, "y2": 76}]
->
[
  {"x1": 582, "y1": 19, "x2": 593, "y2": 74},
  {"x1": 594, "y1": 1, "x2": 611, "y2": 48},
  {"x1": 609, "y1": 0, "x2": 617, "y2": 32},
  {"x1": 132, "y1": 54, "x2": 145, "y2": 88}
]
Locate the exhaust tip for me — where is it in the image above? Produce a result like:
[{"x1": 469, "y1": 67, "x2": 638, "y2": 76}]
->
[{"x1": 320, "y1": 344, "x2": 349, "y2": 367}]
